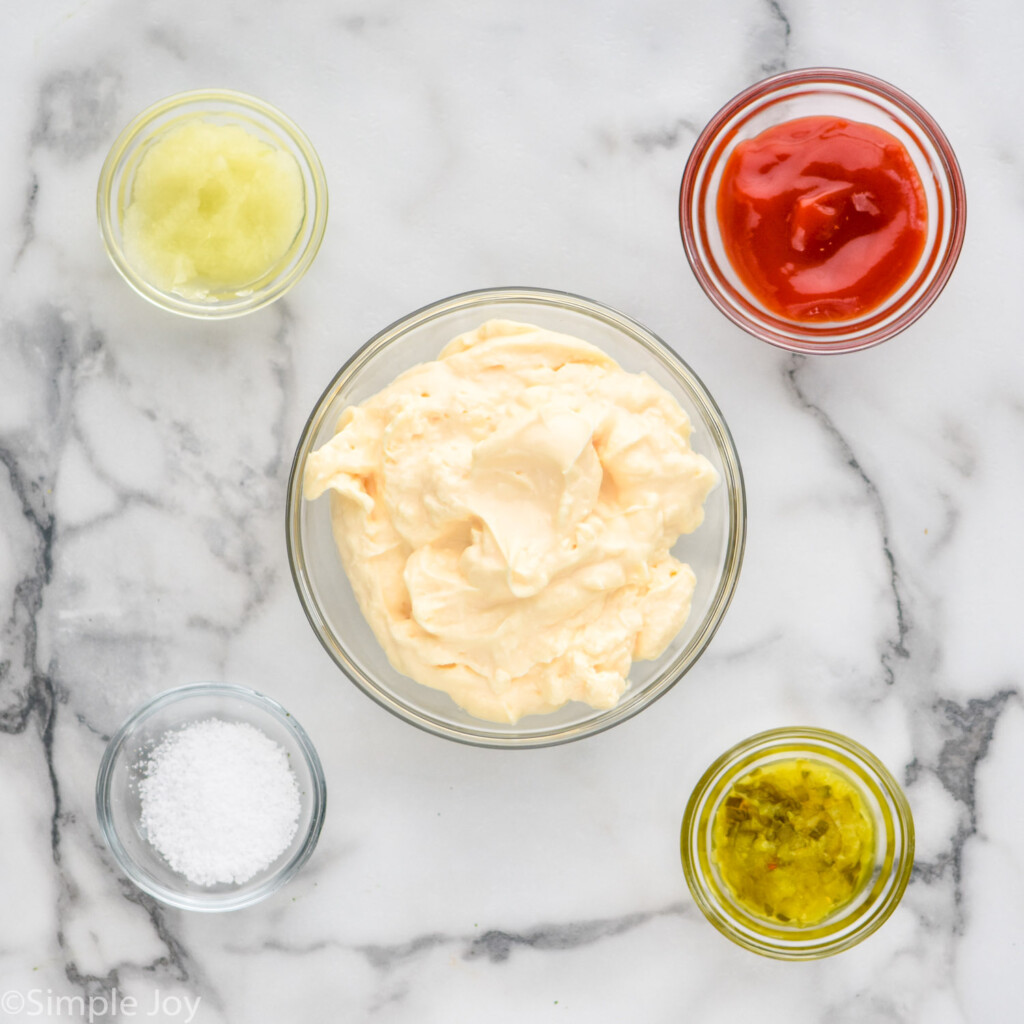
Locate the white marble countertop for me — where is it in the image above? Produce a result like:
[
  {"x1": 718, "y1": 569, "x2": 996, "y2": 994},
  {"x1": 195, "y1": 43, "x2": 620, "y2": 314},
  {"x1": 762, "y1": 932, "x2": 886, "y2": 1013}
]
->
[{"x1": 2, "y1": 1, "x2": 1022, "y2": 1021}]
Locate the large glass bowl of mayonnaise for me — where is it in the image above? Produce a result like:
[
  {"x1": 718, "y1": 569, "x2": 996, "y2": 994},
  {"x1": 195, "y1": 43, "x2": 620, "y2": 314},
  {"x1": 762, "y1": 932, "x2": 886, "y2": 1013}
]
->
[{"x1": 286, "y1": 288, "x2": 746, "y2": 747}]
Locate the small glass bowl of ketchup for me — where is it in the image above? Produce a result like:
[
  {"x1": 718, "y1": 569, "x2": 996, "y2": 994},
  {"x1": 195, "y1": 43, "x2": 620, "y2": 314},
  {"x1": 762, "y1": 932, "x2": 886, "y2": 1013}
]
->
[{"x1": 680, "y1": 68, "x2": 966, "y2": 354}]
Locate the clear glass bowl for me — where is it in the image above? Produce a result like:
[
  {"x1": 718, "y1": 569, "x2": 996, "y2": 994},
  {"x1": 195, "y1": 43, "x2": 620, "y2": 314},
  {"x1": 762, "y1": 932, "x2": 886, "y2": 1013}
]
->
[
  {"x1": 286, "y1": 287, "x2": 747, "y2": 748},
  {"x1": 681, "y1": 727, "x2": 914, "y2": 959},
  {"x1": 680, "y1": 68, "x2": 966, "y2": 353},
  {"x1": 96, "y1": 683, "x2": 327, "y2": 911},
  {"x1": 97, "y1": 89, "x2": 328, "y2": 318}
]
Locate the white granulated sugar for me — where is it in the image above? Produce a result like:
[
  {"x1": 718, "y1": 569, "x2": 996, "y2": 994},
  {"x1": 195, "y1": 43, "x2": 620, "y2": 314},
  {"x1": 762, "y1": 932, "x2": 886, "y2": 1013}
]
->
[{"x1": 137, "y1": 718, "x2": 302, "y2": 886}]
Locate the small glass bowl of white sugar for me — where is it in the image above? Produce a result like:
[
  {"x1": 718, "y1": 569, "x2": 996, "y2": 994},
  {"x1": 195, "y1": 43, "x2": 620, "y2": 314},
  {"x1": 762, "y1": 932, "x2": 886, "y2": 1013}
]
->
[{"x1": 96, "y1": 683, "x2": 327, "y2": 911}]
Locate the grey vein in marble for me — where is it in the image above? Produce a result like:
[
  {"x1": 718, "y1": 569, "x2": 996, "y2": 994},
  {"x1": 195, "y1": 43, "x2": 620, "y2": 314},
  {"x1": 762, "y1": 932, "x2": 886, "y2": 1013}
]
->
[
  {"x1": 758, "y1": 0, "x2": 792, "y2": 75},
  {"x1": 15, "y1": 67, "x2": 122, "y2": 266},
  {"x1": 908, "y1": 689, "x2": 1020, "y2": 920},
  {"x1": 783, "y1": 354, "x2": 911, "y2": 685},
  {"x1": 0, "y1": 311, "x2": 207, "y2": 1013},
  {"x1": 632, "y1": 118, "x2": 701, "y2": 154},
  {"x1": 32, "y1": 67, "x2": 122, "y2": 161}
]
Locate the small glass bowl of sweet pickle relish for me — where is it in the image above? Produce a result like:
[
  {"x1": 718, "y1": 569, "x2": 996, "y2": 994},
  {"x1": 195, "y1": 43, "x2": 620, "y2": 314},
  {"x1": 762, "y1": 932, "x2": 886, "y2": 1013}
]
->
[{"x1": 681, "y1": 728, "x2": 914, "y2": 959}]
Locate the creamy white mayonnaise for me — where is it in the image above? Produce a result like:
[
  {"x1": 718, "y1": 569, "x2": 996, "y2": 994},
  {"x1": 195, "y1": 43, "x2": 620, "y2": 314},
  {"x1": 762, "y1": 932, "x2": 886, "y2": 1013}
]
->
[{"x1": 304, "y1": 320, "x2": 718, "y2": 722}]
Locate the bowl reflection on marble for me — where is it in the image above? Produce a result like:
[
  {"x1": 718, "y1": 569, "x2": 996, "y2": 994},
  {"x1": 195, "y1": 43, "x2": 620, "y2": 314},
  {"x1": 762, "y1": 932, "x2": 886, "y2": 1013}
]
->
[
  {"x1": 97, "y1": 89, "x2": 328, "y2": 319},
  {"x1": 286, "y1": 287, "x2": 747, "y2": 748},
  {"x1": 681, "y1": 727, "x2": 915, "y2": 959},
  {"x1": 95, "y1": 683, "x2": 327, "y2": 911},
  {"x1": 680, "y1": 67, "x2": 967, "y2": 354}
]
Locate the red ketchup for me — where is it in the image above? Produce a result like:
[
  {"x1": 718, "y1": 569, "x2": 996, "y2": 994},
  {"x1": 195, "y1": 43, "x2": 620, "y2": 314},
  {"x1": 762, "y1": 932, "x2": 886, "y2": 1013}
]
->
[{"x1": 717, "y1": 116, "x2": 928, "y2": 322}]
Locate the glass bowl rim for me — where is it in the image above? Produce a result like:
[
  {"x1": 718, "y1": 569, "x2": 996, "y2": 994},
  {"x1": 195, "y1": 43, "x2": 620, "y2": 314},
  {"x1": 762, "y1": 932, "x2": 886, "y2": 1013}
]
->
[
  {"x1": 96, "y1": 87, "x2": 329, "y2": 320},
  {"x1": 680, "y1": 725, "x2": 915, "y2": 959},
  {"x1": 95, "y1": 681, "x2": 328, "y2": 912},
  {"x1": 679, "y1": 66, "x2": 967, "y2": 354},
  {"x1": 285, "y1": 285, "x2": 747, "y2": 749}
]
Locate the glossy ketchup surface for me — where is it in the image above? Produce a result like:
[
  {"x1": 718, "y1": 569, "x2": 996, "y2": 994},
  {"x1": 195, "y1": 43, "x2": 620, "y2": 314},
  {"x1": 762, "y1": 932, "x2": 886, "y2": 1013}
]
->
[{"x1": 717, "y1": 116, "x2": 928, "y2": 322}]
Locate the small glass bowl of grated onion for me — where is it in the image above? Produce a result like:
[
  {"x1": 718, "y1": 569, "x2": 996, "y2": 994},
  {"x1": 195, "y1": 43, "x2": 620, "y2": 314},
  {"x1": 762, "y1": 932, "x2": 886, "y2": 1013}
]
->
[{"x1": 96, "y1": 683, "x2": 326, "y2": 911}]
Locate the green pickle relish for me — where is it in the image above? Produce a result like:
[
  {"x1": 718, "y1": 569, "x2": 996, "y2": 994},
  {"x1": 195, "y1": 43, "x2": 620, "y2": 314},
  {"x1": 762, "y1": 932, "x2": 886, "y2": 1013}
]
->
[{"x1": 711, "y1": 758, "x2": 875, "y2": 926}]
